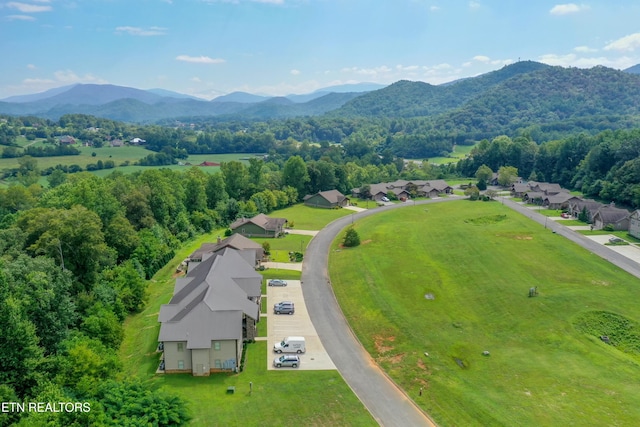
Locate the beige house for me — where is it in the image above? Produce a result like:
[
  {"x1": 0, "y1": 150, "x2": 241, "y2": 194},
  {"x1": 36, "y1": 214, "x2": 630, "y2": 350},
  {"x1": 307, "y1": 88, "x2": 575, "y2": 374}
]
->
[
  {"x1": 158, "y1": 247, "x2": 261, "y2": 375},
  {"x1": 629, "y1": 210, "x2": 640, "y2": 238}
]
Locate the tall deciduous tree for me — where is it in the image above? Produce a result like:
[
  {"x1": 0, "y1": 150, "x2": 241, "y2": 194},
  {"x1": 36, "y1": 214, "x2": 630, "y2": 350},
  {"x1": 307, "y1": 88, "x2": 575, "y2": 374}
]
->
[{"x1": 282, "y1": 155, "x2": 309, "y2": 199}]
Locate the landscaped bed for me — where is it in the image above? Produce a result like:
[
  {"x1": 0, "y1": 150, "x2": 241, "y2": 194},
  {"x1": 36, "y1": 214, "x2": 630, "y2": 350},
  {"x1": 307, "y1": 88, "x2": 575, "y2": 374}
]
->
[{"x1": 329, "y1": 200, "x2": 640, "y2": 426}]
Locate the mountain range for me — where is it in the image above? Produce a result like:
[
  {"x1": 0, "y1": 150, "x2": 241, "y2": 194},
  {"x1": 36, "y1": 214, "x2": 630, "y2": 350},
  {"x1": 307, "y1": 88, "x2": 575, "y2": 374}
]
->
[
  {"x1": 0, "y1": 82, "x2": 386, "y2": 123},
  {"x1": 0, "y1": 63, "x2": 639, "y2": 126}
]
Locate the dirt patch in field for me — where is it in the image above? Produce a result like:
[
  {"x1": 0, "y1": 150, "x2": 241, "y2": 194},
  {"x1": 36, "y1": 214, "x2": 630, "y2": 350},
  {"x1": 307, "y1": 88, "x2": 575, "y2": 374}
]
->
[
  {"x1": 495, "y1": 233, "x2": 533, "y2": 240},
  {"x1": 373, "y1": 335, "x2": 395, "y2": 354},
  {"x1": 591, "y1": 279, "x2": 610, "y2": 286},
  {"x1": 361, "y1": 239, "x2": 372, "y2": 245}
]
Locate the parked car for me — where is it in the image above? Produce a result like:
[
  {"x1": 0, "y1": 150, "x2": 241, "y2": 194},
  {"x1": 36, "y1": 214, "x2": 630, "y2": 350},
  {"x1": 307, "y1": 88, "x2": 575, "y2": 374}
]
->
[
  {"x1": 274, "y1": 301, "x2": 295, "y2": 314},
  {"x1": 561, "y1": 212, "x2": 571, "y2": 218},
  {"x1": 381, "y1": 196, "x2": 390, "y2": 202},
  {"x1": 268, "y1": 279, "x2": 288, "y2": 287},
  {"x1": 273, "y1": 354, "x2": 300, "y2": 368},
  {"x1": 609, "y1": 237, "x2": 624, "y2": 243}
]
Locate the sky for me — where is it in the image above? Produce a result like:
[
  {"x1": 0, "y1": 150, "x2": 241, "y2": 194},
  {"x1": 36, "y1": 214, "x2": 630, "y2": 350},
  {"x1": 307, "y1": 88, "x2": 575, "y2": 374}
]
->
[{"x1": 1, "y1": 0, "x2": 640, "y2": 100}]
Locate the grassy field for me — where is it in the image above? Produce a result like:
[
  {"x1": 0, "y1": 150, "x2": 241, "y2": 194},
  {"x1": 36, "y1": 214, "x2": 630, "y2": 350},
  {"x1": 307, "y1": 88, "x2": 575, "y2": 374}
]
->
[
  {"x1": 270, "y1": 204, "x2": 354, "y2": 230},
  {"x1": 420, "y1": 143, "x2": 476, "y2": 165},
  {"x1": 118, "y1": 215, "x2": 374, "y2": 426},
  {"x1": 329, "y1": 200, "x2": 640, "y2": 426}
]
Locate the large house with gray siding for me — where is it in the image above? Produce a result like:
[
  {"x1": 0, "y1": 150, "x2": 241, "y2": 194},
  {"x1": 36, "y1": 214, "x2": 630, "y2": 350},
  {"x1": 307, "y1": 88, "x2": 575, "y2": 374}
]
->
[{"x1": 158, "y1": 247, "x2": 261, "y2": 376}]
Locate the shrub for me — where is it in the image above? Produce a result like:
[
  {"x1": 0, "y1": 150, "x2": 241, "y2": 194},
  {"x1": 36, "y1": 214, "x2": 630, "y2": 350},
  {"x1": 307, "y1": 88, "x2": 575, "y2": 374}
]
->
[{"x1": 343, "y1": 226, "x2": 360, "y2": 247}]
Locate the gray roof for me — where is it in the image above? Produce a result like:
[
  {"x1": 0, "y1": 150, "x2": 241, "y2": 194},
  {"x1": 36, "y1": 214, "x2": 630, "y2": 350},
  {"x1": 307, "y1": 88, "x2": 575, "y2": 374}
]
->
[
  {"x1": 158, "y1": 248, "x2": 260, "y2": 347},
  {"x1": 594, "y1": 206, "x2": 630, "y2": 224},
  {"x1": 189, "y1": 233, "x2": 263, "y2": 262},
  {"x1": 304, "y1": 189, "x2": 348, "y2": 204},
  {"x1": 230, "y1": 213, "x2": 286, "y2": 232}
]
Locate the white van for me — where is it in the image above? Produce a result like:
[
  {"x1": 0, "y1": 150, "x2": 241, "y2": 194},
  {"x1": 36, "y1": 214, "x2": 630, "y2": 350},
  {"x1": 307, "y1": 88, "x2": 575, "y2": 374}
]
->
[{"x1": 273, "y1": 336, "x2": 306, "y2": 354}]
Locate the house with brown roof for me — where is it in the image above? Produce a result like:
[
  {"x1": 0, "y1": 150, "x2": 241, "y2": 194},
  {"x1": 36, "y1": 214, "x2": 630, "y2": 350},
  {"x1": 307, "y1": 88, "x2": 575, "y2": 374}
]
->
[
  {"x1": 58, "y1": 135, "x2": 76, "y2": 145},
  {"x1": 303, "y1": 190, "x2": 350, "y2": 208},
  {"x1": 542, "y1": 193, "x2": 581, "y2": 210},
  {"x1": 158, "y1": 248, "x2": 261, "y2": 375},
  {"x1": 569, "y1": 199, "x2": 604, "y2": 222},
  {"x1": 230, "y1": 213, "x2": 287, "y2": 238},
  {"x1": 351, "y1": 179, "x2": 452, "y2": 201}
]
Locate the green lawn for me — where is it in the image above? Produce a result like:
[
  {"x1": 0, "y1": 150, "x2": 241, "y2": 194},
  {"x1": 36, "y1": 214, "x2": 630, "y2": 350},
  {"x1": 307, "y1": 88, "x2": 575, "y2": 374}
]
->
[
  {"x1": 272, "y1": 204, "x2": 353, "y2": 230},
  {"x1": 419, "y1": 143, "x2": 476, "y2": 165},
  {"x1": 329, "y1": 200, "x2": 640, "y2": 426},
  {"x1": 253, "y1": 234, "x2": 312, "y2": 262}
]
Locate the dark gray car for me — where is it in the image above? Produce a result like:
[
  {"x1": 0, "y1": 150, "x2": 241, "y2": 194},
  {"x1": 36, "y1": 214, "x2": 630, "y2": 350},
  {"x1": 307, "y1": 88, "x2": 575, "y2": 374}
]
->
[
  {"x1": 274, "y1": 301, "x2": 295, "y2": 314},
  {"x1": 268, "y1": 279, "x2": 288, "y2": 287},
  {"x1": 273, "y1": 354, "x2": 300, "y2": 368}
]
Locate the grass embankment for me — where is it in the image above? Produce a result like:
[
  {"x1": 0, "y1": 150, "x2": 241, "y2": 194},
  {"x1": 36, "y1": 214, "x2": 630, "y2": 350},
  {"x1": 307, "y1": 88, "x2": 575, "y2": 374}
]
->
[
  {"x1": 329, "y1": 200, "x2": 640, "y2": 426},
  {"x1": 119, "y1": 206, "x2": 375, "y2": 426}
]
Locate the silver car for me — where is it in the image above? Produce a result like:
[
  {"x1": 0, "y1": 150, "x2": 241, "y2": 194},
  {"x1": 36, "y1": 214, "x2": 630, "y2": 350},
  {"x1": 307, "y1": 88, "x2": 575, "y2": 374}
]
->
[
  {"x1": 268, "y1": 279, "x2": 288, "y2": 287},
  {"x1": 274, "y1": 301, "x2": 295, "y2": 315},
  {"x1": 273, "y1": 354, "x2": 300, "y2": 368}
]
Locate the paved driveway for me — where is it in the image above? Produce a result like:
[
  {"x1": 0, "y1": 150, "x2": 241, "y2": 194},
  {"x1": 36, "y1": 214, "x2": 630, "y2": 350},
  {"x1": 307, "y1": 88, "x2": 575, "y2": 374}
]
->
[{"x1": 266, "y1": 280, "x2": 335, "y2": 371}]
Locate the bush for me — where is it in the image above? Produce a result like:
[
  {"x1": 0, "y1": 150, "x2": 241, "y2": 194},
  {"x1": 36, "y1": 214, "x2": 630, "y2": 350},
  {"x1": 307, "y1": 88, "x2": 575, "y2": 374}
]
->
[{"x1": 343, "y1": 226, "x2": 360, "y2": 247}]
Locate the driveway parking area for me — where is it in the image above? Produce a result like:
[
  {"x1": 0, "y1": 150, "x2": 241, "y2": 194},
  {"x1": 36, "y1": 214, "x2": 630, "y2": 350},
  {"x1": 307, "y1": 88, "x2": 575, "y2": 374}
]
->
[
  {"x1": 266, "y1": 280, "x2": 336, "y2": 371},
  {"x1": 586, "y1": 234, "x2": 640, "y2": 264}
]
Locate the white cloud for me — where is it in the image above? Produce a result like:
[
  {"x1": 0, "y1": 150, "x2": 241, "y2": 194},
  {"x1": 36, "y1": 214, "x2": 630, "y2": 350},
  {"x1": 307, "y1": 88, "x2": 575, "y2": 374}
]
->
[
  {"x1": 574, "y1": 45, "x2": 597, "y2": 53},
  {"x1": 549, "y1": 3, "x2": 589, "y2": 16},
  {"x1": 6, "y1": 2, "x2": 51, "y2": 12},
  {"x1": 53, "y1": 70, "x2": 107, "y2": 84},
  {"x1": 191, "y1": 77, "x2": 202, "y2": 83},
  {"x1": 473, "y1": 55, "x2": 490, "y2": 62},
  {"x1": 430, "y1": 6, "x2": 440, "y2": 11},
  {"x1": 537, "y1": 53, "x2": 635, "y2": 69},
  {"x1": 115, "y1": 26, "x2": 167, "y2": 36},
  {"x1": 469, "y1": 1, "x2": 480, "y2": 10},
  {"x1": 252, "y1": 0, "x2": 284, "y2": 3},
  {"x1": 176, "y1": 55, "x2": 226, "y2": 64},
  {"x1": 27, "y1": 64, "x2": 36, "y2": 69},
  {"x1": 396, "y1": 64, "x2": 420, "y2": 71},
  {"x1": 290, "y1": 69, "x2": 300, "y2": 75},
  {"x1": 604, "y1": 33, "x2": 640, "y2": 52},
  {"x1": 6, "y1": 14, "x2": 35, "y2": 20}
]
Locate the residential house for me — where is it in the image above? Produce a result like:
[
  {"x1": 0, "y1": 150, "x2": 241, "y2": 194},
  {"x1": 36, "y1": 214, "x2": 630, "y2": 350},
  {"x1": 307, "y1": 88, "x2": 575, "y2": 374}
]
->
[
  {"x1": 542, "y1": 193, "x2": 581, "y2": 210},
  {"x1": 158, "y1": 248, "x2": 261, "y2": 375},
  {"x1": 230, "y1": 213, "x2": 287, "y2": 238},
  {"x1": 58, "y1": 135, "x2": 76, "y2": 145},
  {"x1": 569, "y1": 199, "x2": 603, "y2": 222},
  {"x1": 522, "y1": 191, "x2": 546, "y2": 204},
  {"x1": 592, "y1": 205, "x2": 630, "y2": 230},
  {"x1": 110, "y1": 139, "x2": 124, "y2": 147},
  {"x1": 629, "y1": 210, "x2": 640, "y2": 239},
  {"x1": 303, "y1": 190, "x2": 350, "y2": 209},
  {"x1": 351, "y1": 179, "x2": 452, "y2": 201},
  {"x1": 130, "y1": 137, "x2": 146, "y2": 145},
  {"x1": 189, "y1": 234, "x2": 264, "y2": 269}
]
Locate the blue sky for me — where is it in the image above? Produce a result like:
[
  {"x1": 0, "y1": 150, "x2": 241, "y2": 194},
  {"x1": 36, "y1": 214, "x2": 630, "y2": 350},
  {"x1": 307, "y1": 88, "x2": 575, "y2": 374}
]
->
[{"x1": 1, "y1": 0, "x2": 640, "y2": 100}]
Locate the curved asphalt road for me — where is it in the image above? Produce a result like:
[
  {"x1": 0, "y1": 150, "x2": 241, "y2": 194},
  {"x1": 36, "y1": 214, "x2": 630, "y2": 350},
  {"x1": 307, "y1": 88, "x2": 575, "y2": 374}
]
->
[
  {"x1": 301, "y1": 199, "x2": 456, "y2": 427},
  {"x1": 301, "y1": 195, "x2": 640, "y2": 427}
]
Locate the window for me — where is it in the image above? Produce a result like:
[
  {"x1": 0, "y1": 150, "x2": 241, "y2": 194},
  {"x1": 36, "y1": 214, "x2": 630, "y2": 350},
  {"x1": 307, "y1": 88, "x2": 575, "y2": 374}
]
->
[
  {"x1": 214, "y1": 359, "x2": 221, "y2": 369},
  {"x1": 178, "y1": 360, "x2": 184, "y2": 369},
  {"x1": 177, "y1": 342, "x2": 184, "y2": 352},
  {"x1": 214, "y1": 341, "x2": 221, "y2": 351}
]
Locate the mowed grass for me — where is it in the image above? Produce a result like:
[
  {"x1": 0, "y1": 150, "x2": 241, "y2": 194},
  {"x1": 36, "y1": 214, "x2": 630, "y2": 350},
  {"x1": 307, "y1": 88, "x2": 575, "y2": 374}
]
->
[
  {"x1": 119, "y1": 222, "x2": 374, "y2": 427},
  {"x1": 273, "y1": 204, "x2": 354, "y2": 230},
  {"x1": 329, "y1": 200, "x2": 640, "y2": 426},
  {"x1": 0, "y1": 147, "x2": 258, "y2": 174}
]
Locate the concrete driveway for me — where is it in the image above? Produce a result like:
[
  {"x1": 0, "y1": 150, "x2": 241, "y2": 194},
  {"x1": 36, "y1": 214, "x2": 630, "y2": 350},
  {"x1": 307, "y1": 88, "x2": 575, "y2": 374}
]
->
[{"x1": 266, "y1": 280, "x2": 336, "y2": 371}]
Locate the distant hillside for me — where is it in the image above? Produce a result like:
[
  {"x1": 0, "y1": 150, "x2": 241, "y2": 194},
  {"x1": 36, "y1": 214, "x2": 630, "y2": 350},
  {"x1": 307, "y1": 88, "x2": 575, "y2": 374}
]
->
[
  {"x1": 430, "y1": 65, "x2": 640, "y2": 140},
  {"x1": 334, "y1": 60, "x2": 549, "y2": 118},
  {"x1": 0, "y1": 84, "x2": 79, "y2": 103},
  {"x1": 146, "y1": 88, "x2": 206, "y2": 100},
  {"x1": 624, "y1": 64, "x2": 640, "y2": 74},
  {"x1": 211, "y1": 92, "x2": 270, "y2": 103}
]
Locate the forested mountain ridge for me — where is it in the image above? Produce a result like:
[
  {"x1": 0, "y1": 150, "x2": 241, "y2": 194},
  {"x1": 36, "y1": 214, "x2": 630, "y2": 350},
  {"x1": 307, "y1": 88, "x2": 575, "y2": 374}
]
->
[
  {"x1": 333, "y1": 60, "x2": 550, "y2": 118},
  {"x1": 428, "y1": 65, "x2": 640, "y2": 142}
]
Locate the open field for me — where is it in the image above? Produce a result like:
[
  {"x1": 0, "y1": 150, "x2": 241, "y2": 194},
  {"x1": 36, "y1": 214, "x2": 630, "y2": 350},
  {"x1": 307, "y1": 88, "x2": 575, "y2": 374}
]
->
[
  {"x1": 329, "y1": 200, "x2": 640, "y2": 426},
  {"x1": 423, "y1": 143, "x2": 476, "y2": 164}
]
